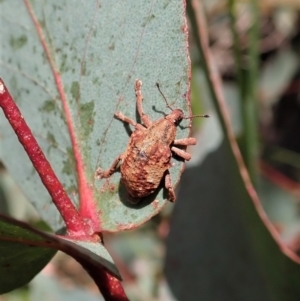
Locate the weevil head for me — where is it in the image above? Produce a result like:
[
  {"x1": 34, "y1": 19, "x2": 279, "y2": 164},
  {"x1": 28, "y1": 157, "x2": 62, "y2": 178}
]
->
[{"x1": 165, "y1": 109, "x2": 184, "y2": 126}]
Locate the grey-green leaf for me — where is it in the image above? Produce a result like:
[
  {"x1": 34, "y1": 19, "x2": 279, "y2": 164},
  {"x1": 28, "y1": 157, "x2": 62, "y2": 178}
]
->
[{"x1": 0, "y1": 1, "x2": 191, "y2": 231}]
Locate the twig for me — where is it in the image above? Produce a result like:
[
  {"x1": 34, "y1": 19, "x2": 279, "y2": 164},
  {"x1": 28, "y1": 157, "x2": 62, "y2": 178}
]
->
[{"x1": 79, "y1": 259, "x2": 129, "y2": 301}]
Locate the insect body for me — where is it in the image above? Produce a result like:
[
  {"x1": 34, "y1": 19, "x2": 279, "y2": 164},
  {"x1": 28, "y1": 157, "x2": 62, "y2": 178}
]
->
[{"x1": 96, "y1": 79, "x2": 208, "y2": 202}]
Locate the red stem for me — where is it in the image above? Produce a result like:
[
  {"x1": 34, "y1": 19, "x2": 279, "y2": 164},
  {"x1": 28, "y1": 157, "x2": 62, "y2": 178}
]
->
[
  {"x1": 97, "y1": 272, "x2": 129, "y2": 301},
  {"x1": 77, "y1": 256, "x2": 130, "y2": 300},
  {"x1": 0, "y1": 79, "x2": 88, "y2": 236}
]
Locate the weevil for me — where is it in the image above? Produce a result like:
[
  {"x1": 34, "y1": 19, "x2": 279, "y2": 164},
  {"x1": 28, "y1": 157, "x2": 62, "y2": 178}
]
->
[{"x1": 96, "y1": 79, "x2": 208, "y2": 202}]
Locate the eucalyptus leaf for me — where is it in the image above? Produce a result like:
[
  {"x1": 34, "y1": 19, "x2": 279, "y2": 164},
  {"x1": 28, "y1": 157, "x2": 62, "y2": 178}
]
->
[{"x1": 0, "y1": 0, "x2": 191, "y2": 231}]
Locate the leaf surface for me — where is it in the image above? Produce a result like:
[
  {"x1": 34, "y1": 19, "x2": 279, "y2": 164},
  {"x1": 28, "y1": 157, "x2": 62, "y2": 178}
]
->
[
  {"x1": 0, "y1": 0, "x2": 191, "y2": 231},
  {"x1": 0, "y1": 215, "x2": 55, "y2": 293}
]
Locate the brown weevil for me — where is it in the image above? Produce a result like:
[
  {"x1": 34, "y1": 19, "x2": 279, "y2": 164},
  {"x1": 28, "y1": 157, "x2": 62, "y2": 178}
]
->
[{"x1": 96, "y1": 79, "x2": 208, "y2": 202}]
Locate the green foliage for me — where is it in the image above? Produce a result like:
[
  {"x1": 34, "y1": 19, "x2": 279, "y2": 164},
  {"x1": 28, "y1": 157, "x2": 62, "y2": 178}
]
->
[
  {"x1": 0, "y1": 0, "x2": 190, "y2": 231},
  {"x1": 0, "y1": 0, "x2": 190, "y2": 296}
]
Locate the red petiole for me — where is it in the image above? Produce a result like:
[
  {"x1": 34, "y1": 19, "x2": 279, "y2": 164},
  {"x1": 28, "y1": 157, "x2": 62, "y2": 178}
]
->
[{"x1": 0, "y1": 79, "x2": 90, "y2": 236}]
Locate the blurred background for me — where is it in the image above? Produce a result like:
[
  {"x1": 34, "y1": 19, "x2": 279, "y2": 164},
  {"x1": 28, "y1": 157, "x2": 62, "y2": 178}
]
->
[{"x1": 2, "y1": 0, "x2": 300, "y2": 300}]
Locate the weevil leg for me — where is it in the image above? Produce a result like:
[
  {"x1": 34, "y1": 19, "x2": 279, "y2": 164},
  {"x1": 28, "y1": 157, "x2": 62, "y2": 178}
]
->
[
  {"x1": 165, "y1": 170, "x2": 176, "y2": 202},
  {"x1": 115, "y1": 111, "x2": 136, "y2": 127},
  {"x1": 135, "y1": 79, "x2": 152, "y2": 128},
  {"x1": 171, "y1": 146, "x2": 191, "y2": 161},
  {"x1": 115, "y1": 111, "x2": 145, "y2": 131},
  {"x1": 96, "y1": 154, "x2": 123, "y2": 179},
  {"x1": 173, "y1": 137, "x2": 196, "y2": 146}
]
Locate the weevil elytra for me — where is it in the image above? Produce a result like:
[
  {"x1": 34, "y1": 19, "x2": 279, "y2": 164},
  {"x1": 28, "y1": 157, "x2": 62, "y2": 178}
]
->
[{"x1": 96, "y1": 79, "x2": 208, "y2": 202}]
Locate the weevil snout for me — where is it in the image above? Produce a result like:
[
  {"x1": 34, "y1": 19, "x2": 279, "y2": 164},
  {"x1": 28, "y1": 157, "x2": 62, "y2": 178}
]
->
[{"x1": 165, "y1": 109, "x2": 184, "y2": 125}]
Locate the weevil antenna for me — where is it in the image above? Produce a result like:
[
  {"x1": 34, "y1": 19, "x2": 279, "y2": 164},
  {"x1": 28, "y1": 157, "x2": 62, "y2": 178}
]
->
[
  {"x1": 183, "y1": 114, "x2": 210, "y2": 119},
  {"x1": 156, "y1": 83, "x2": 174, "y2": 111}
]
